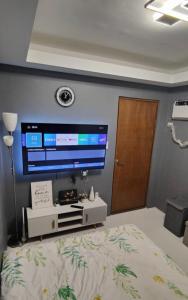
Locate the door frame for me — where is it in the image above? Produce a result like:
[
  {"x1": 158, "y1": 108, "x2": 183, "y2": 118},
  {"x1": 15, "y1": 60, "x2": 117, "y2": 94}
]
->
[{"x1": 111, "y1": 96, "x2": 159, "y2": 214}]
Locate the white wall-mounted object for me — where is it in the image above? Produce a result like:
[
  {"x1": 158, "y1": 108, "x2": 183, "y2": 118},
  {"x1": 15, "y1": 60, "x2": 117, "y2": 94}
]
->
[
  {"x1": 26, "y1": 198, "x2": 107, "y2": 238},
  {"x1": 172, "y1": 101, "x2": 188, "y2": 120},
  {"x1": 167, "y1": 122, "x2": 188, "y2": 148},
  {"x1": 2, "y1": 112, "x2": 18, "y2": 132},
  {"x1": 167, "y1": 100, "x2": 188, "y2": 148}
]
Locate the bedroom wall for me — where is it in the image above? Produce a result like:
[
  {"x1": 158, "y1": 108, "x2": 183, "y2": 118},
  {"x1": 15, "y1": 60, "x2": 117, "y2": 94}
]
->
[
  {"x1": 0, "y1": 124, "x2": 7, "y2": 253},
  {"x1": 0, "y1": 65, "x2": 172, "y2": 233},
  {"x1": 153, "y1": 86, "x2": 188, "y2": 209}
]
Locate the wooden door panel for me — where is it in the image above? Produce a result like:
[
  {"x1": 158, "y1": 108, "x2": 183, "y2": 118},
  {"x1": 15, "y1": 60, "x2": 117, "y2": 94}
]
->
[{"x1": 112, "y1": 98, "x2": 158, "y2": 213}]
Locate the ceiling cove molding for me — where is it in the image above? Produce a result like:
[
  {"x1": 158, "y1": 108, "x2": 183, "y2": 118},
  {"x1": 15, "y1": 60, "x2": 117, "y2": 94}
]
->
[{"x1": 27, "y1": 44, "x2": 188, "y2": 87}]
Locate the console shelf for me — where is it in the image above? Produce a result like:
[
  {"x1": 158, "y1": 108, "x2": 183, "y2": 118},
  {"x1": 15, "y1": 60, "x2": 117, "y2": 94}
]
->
[
  {"x1": 58, "y1": 215, "x2": 83, "y2": 223},
  {"x1": 26, "y1": 198, "x2": 107, "y2": 239},
  {"x1": 58, "y1": 219, "x2": 82, "y2": 228},
  {"x1": 57, "y1": 223, "x2": 83, "y2": 232}
]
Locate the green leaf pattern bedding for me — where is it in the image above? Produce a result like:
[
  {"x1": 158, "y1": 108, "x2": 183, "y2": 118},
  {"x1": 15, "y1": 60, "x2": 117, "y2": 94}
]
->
[{"x1": 1, "y1": 224, "x2": 188, "y2": 299}]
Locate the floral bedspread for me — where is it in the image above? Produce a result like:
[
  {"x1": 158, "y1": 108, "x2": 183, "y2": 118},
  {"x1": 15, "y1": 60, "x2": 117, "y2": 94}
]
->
[{"x1": 1, "y1": 224, "x2": 188, "y2": 300}]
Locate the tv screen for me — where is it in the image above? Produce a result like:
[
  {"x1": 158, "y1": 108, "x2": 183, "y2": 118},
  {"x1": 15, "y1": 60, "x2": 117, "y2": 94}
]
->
[{"x1": 21, "y1": 123, "x2": 108, "y2": 175}]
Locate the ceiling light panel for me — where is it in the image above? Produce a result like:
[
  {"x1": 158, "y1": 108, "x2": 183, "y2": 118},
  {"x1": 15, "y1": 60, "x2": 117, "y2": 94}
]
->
[
  {"x1": 181, "y1": 0, "x2": 188, "y2": 9},
  {"x1": 154, "y1": 13, "x2": 180, "y2": 25},
  {"x1": 145, "y1": 0, "x2": 188, "y2": 21}
]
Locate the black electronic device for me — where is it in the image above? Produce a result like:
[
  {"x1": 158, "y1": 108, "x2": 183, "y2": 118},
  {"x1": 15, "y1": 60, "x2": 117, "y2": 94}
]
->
[
  {"x1": 58, "y1": 189, "x2": 79, "y2": 206},
  {"x1": 70, "y1": 204, "x2": 84, "y2": 209},
  {"x1": 21, "y1": 123, "x2": 108, "y2": 175}
]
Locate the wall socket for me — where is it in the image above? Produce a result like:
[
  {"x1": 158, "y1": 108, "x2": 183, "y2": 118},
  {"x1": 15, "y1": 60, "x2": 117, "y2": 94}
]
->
[{"x1": 82, "y1": 170, "x2": 88, "y2": 177}]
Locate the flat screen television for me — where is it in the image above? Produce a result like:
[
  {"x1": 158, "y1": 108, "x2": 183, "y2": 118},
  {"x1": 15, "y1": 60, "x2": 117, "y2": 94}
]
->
[{"x1": 21, "y1": 123, "x2": 108, "y2": 175}]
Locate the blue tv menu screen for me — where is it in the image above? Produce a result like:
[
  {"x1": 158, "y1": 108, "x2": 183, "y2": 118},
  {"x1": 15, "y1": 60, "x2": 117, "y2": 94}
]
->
[{"x1": 21, "y1": 123, "x2": 108, "y2": 175}]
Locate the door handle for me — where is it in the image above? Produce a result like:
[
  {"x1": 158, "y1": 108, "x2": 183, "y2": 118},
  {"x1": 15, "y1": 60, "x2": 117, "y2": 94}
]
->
[
  {"x1": 115, "y1": 159, "x2": 125, "y2": 167},
  {"x1": 52, "y1": 220, "x2": 55, "y2": 229},
  {"x1": 85, "y1": 214, "x2": 88, "y2": 223}
]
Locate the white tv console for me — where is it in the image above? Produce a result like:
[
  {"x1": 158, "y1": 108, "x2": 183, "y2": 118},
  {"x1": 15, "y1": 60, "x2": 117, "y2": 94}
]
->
[{"x1": 26, "y1": 198, "x2": 107, "y2": 238}]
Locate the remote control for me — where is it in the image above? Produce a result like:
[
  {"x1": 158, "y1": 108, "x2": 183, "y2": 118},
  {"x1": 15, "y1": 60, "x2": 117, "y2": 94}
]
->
[{"x1": 70, "y1": 204, "x2": 84, "y2": 209}]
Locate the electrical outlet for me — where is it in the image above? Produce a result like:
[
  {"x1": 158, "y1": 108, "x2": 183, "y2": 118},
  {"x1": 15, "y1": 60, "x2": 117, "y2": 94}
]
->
[{"x1": 82, "y1": 170, "x2": 88, "y2": 177}]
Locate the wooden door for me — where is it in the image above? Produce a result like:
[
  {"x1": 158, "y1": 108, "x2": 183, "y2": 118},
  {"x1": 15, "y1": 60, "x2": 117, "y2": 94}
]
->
[{"x1": 112, "y1": 97, "x2": 158, "y2": 213}]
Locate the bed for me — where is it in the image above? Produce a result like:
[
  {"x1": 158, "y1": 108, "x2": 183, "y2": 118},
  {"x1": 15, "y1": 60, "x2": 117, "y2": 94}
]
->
[{"x1": 1, "y1": 224, "x2": 188, "y2": 300}]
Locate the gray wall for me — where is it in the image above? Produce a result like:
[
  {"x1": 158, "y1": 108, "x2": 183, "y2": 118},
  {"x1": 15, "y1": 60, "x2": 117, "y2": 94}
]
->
[
  {"x1": 153, "y1": 87, "x2": 188, "y2": 210},
  {"x1": 0, "y1": 124, "x2": 7, "y2": 253},
  {"x1": 0, "y1": 66, "x2": 173, "y2": 233}
]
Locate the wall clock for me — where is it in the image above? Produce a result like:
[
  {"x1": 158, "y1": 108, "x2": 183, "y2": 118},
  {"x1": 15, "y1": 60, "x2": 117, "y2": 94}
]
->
[{"x1": 56, "y1": 87, "x2": 75, "y2": 107}]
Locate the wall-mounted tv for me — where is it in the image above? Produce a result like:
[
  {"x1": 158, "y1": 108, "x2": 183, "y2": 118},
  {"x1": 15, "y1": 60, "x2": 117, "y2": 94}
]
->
[{"x1": 21, "y1": 123, "x2": 108, "y2": 175}]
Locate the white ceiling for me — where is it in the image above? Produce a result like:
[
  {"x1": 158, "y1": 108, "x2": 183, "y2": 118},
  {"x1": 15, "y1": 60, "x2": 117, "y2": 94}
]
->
[
  {"x1": 31, "y1": 0, "x2": 188, "y2": 71},
  {"x1": 1, "y1": 0, "x2": 188, "y2": 86}
]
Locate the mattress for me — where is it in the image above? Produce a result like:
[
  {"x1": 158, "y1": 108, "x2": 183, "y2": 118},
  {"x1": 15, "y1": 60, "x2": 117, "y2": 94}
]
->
[{"x1": 1, "y1": 224, "x2": 188, "y2": 300}]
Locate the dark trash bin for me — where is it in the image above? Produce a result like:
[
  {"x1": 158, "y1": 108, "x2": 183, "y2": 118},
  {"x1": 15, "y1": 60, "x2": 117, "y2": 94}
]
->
[
  {"x1": 164, "y1": 197, "x2": 188, "y2": 237},
  {"x1": 183, "y1": 221, "x2": 188, "y2": 247}
]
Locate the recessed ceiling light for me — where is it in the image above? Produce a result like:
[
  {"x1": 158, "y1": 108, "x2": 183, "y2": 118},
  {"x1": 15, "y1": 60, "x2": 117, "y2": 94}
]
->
[{"x1": 145, "y1": 0, "x2": 188, "y2": 22}]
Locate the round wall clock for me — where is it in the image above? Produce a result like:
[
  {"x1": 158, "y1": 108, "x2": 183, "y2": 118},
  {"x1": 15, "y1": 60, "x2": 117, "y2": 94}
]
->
[{"x1": 56, "y1": 87, "x2": 75, "y2": 107}]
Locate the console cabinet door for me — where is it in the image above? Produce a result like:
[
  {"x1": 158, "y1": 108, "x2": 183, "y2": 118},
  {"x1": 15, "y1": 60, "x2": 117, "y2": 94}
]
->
[
  {"x1": 28, "y1": 215, "x2": 57, "y2": 238},
  {"x1": 83, "y1": 206, "x2": 107, "y2": 226}
]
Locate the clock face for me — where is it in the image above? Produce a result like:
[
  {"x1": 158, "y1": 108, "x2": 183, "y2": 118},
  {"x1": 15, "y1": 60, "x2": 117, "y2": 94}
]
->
[{"x1": 56, "y1": 87, "x2": 75, "y2": 107}]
